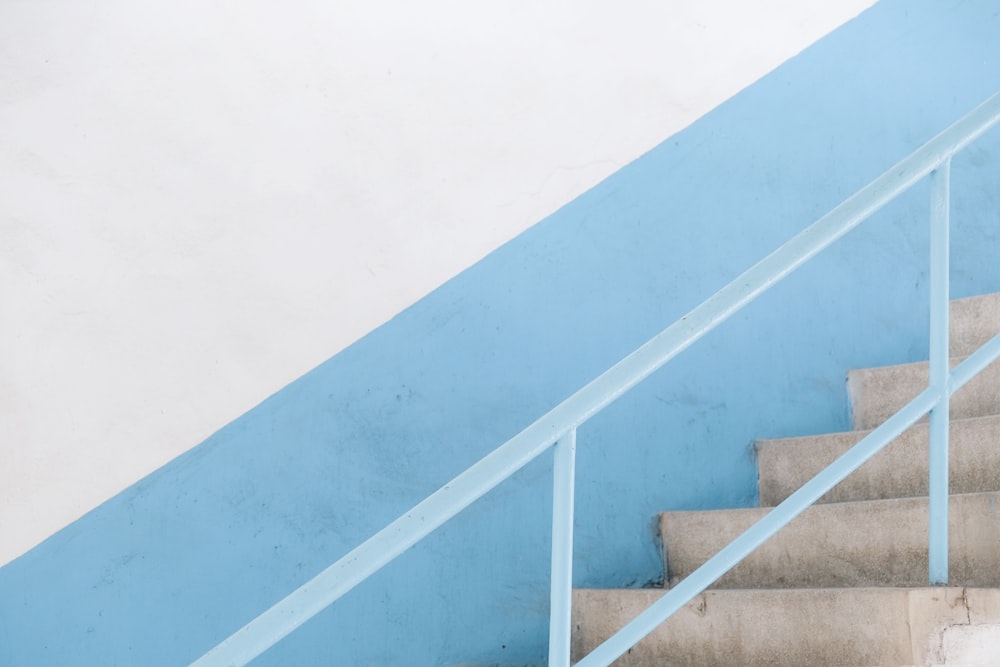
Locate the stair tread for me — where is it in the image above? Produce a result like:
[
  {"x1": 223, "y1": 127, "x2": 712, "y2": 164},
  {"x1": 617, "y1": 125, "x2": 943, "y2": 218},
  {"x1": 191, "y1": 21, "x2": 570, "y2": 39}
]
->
[
  {"x1": 756, "y1": 413, "x2": 1000, "y2": 505},
  {"x1": 847, "y1": 354, "x2": 1000, "y2": 430},
  {"x1": 951, "y1": 292, "x2": 1000, "y2": 357},
  {"x1": 572, "y1": 293, "x2": 1000, "y2": 666},
  {"x1": 660, "y1": 490, "x2": 1000, "y2": 589},
  {"x1": 573, "y1": 587, "x2": 1000, "y2": 667}
]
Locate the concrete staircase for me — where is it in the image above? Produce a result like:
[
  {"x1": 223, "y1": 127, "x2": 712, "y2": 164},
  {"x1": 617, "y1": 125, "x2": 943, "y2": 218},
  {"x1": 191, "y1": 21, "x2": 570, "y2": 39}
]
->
[{"x1": 573, "y1": 293, "x2": 1000, "y2": 666}]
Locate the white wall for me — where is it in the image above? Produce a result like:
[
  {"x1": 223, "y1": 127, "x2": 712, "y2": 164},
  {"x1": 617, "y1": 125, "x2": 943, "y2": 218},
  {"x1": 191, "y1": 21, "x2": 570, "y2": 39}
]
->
[{"x1": 0, "y1": 0, "x2": 875, "y2": 566}]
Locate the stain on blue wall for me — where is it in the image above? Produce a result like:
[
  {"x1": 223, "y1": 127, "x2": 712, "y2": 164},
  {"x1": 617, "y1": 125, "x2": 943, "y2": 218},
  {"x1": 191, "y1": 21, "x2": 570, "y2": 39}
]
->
[{"x1": 3, "y1": 1, "x2": 1000, "y2": 665}]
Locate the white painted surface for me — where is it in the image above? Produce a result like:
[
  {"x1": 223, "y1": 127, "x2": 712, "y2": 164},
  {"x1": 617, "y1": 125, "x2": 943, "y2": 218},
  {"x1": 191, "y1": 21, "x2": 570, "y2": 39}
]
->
[
  {"x1": 930, "y1": 623, "x2": 1000, "y2": 665},
  {"x1": 0, "y1": 0, "x2": 875, "y2": 566}
]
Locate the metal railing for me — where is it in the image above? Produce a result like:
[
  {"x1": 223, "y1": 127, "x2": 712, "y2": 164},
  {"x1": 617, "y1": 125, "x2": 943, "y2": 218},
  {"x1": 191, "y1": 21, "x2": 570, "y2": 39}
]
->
[{"x1": 191, "y1": 90, "x2": 1000, "y2": 667}]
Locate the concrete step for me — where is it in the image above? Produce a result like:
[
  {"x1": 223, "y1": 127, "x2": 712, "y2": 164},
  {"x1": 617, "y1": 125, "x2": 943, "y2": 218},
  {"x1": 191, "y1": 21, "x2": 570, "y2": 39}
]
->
[
  {"x1": 845, "y1": 292, "x2": 1000, "y2": 431},
  {"x1": 568, "y1": 294, "x2": 1000, "y2": 666},
  {"x1": 952, "y1": 292, "x2": 1000, "y2": 357},
  {"x1": 659, "y1": 492, "x2": 1000, "y2": 589},
  {"x1": 573, "y1": 587, "x2": 1000, "y2": 667},
  {"x1": 756, "y1": 414, "x2": 1000, "y2": 506},
  {"x1": 847, "y1": 355, "x2": 1000, "y2": 431}
]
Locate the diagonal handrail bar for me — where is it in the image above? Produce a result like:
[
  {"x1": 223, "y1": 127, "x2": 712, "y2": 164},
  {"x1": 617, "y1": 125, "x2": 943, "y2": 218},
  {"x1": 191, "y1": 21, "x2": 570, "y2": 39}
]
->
[
  {"x1": 575, "y1": 332, "x2": 1000, "y2": 666},
  {"x1": 190, "y1": 89, "x2": 1000, "y2": 667}
]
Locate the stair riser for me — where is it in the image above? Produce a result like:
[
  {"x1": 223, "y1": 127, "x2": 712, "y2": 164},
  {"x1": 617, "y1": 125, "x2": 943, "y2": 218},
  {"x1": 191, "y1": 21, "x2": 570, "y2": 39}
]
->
[
  {"x1": 572, "y1": 294, "x2": 1000, "y2": 666},
  {"x1": 573, "y1": 587, "x2": 999, "y2": 667},
  {"x1": 660, "y1": 492, "x2": 1000, "y2": 589},
  {"x1": 848, "y1": 356, "x2": 1000, "y2": 431},
  {"x1": 757, "y1": 415, "x2": 1000, "y2": 505},
  {"x1": 951, "y1": 292, "x2": 1000, "y2": 357}
]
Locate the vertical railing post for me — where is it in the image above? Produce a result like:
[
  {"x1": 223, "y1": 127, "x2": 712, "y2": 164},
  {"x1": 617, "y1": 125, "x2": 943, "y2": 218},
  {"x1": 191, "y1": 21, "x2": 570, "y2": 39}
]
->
[
  {"x1": 549, "y1": 428, "x2": 577, "y2": 667},
  {"x1": 928, "y1": 158, "x2": 951, "y2": 585}
]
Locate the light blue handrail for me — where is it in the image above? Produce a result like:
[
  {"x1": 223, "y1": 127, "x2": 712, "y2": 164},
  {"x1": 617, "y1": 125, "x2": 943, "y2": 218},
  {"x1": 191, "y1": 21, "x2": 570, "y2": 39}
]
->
[{"x1": 190, "y1": 90, "x2": 1000, "y2": 667}]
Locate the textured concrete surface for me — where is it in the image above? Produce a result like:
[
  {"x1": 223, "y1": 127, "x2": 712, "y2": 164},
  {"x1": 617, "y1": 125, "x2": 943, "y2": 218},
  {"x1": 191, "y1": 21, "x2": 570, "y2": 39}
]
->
[
  {"x1": 930, "y1": 623, "x2": 1000, "y2": 665},
  {"x1": 573, "y1": 587, "x2": 1000, "y2": 666},
  {"x1": 660, "y1": 492, "x2": 1000, "y2": 589},
  {"x1": 573, "y1": 293, "x2": 1000, "y2": 664},
  {"x1": 846, "y1": 292, "x2": 1000, "y2": 431},
  {"x1": 951, "y1": 293, "x2": 1000, "y2": 357},
  {"x1": 847, "y1": 356, "x2": 1000, "y2": 431},
  {"x1": 757, "y1": 414, "x2": 1000, "y2": 506}
]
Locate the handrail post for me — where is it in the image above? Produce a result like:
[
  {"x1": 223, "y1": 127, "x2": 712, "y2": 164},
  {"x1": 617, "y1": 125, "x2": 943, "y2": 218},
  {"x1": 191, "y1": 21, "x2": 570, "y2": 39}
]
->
[
  {"x1": 549, "y1": 428, "x2": 577, "y2": 667},
  {"x1": 186, "y1": 91, "x2": 1000, "y2": 667},
  {"x1": 928, "y1": 158, "x2": 951, "y2": 585}
]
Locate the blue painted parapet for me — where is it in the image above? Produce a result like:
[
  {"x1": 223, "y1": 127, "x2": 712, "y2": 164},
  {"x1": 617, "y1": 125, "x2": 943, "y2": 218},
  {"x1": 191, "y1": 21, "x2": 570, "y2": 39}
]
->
[
  {"x1": 190, "y1": 90, "x2": 1000, "y2": 666},
  {"x1": 3, "y1": 1, "x2": 1000, "y2": 665}
]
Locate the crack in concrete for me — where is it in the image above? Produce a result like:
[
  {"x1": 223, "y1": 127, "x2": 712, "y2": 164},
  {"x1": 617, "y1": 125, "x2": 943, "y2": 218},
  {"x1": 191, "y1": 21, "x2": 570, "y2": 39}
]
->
[{"x1": 929, "y1": 588, "x2": 974, "y2": 665}]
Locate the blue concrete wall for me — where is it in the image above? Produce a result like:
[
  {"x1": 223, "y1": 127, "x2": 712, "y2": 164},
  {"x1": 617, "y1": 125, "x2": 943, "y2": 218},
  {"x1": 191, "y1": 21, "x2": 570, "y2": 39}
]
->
[{"x1": 3, "y1": 1, "x2": 1000, "y2": 665}]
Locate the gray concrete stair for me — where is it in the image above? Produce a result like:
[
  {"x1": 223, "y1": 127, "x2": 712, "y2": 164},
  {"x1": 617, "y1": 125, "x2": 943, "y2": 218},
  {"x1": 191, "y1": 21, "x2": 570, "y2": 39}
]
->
[
  {"x1": 573, "y1": 587, "x2": 1000, "y2": 667},
  {"x1": 847, "y1": 292, "x2": 1000, "y2": 431},
  {"x1": 660, "y1": 491, "x2": 1000, "y2": 589},
  {"x1": 847, "y1": 355, "x2": 1000, "y2": 431},
  {"x1": 571, "y1": 293, "x2": 1000, "y2": 665},
  {"x1": 951, "y1": 292, "x2": 1000, "y2": 357},
  {"x1": 756, "y1": 414, "x2": 1000, "y2": 506}
]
